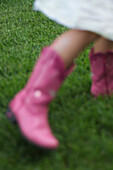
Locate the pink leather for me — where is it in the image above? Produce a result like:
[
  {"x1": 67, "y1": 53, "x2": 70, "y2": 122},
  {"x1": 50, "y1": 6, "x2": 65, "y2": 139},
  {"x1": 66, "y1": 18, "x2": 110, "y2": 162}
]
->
[
  {"x1": 9, "y1": 47, "x2": 73, "y2": 149},
  {"x1": 25, "y1": 47, "x2": 74, "y2": 91},
  {"x1": 89, "y1": 48, "x2": 113, "y2": 96}
]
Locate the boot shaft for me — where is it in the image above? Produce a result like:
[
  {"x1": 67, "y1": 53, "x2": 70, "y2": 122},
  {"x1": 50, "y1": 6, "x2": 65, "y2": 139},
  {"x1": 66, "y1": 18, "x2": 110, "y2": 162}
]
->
[
  {"x1": 89, "y1": 48, "x2": 113, "y2": 96},
  {"x1": 23, "y1": 47, "x2": 74, "y2": 106}
]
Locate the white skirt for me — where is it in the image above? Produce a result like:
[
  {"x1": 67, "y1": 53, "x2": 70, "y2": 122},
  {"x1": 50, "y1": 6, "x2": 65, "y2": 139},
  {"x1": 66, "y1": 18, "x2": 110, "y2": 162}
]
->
[{"x1": 33, "y1": 0, "x2": 113, "y2": 41}]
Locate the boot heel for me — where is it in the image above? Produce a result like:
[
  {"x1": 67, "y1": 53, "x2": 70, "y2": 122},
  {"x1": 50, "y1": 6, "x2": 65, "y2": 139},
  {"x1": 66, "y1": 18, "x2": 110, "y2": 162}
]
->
[{"x1": 6, "y1": 108, "x2": 17, "y2": 124}]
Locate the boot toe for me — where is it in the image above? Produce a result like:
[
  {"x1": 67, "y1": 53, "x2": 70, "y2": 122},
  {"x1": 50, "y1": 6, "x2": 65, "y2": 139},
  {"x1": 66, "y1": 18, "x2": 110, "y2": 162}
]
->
[{"x1": 9, "y1": 105, "x2": 59, "y2": 149}]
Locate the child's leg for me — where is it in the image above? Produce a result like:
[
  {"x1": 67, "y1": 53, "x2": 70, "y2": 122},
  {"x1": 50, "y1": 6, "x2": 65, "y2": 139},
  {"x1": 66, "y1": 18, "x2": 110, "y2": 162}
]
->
[
  {"x1": 7, "y1": 29, "x2": 99, "y2": 149},
  {"x1": 89, "y1": 37, "x2": 113, "y2": 96},
  {"x1": 25, "y1": 30, "x2": 99, "y2": 91},
  {"x1": 51, "y1": 29, "x2": 99, "y2": 68},
  {"x1": 94, "y1": 37, "x2": 113, "y2": 53}
]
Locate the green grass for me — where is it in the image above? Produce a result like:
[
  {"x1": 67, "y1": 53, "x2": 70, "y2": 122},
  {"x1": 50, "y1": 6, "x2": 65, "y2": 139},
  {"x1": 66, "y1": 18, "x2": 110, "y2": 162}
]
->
[{"x1": 1, "y1": 0, "x2": 113, "y2": 169}]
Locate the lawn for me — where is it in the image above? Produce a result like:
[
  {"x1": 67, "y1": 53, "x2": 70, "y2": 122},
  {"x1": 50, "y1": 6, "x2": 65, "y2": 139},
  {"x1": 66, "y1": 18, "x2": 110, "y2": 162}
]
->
[{"x1": 1, "y1": 0, "x2": 113, "y2": 169}]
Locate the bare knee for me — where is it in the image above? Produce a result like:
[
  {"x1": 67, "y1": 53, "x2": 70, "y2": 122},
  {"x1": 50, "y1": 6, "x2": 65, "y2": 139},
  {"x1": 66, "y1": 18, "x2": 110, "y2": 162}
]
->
[{"x1": 66, "y1": 29, "x2": 99, "y2": 41}]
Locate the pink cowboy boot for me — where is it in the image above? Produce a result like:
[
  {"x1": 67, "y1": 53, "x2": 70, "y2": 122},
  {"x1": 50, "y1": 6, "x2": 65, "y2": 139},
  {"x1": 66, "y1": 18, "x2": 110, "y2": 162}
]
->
[
  {"x1": 89, "y1": 48, "x2": 113, "y2": 97},
  {"x1": 6, "y1": 47, "x2": 74, "y2": 149},
  {"x1": 105, "y1": 51, "x2": 113, "y2": 94}
]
